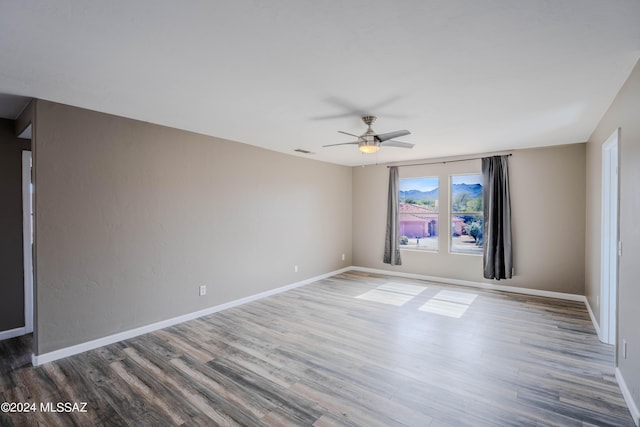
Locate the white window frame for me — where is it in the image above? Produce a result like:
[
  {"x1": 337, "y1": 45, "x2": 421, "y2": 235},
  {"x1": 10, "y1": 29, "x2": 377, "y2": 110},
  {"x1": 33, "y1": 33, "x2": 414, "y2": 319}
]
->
[{"x1": 399, "y1": 176, "x2": 440, "y2": 253}]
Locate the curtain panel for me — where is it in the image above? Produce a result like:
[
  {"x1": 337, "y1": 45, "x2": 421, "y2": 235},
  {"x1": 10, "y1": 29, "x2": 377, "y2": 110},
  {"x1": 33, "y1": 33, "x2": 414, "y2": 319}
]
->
[
  {"x1": 482, "y1": 155, "x2": 512, "y2": 280},
  {"x1": 383, "y1": 166, "x2": 402, "y2": 265}
]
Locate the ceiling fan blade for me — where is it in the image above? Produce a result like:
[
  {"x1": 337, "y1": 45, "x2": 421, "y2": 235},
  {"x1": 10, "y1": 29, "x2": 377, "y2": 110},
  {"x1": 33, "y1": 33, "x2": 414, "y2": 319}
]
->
[
  {"x1": 322, "y1": 141, "x2": 360, "y2": 147},
  {"x1": 337, "y1": 130, "x2": 361, "y2": 138},
  {"x1": 375, "y1": 130, "x2": 411, "y2": 142},
  {"x1": 380, "y1": 140, "x2": 414, "y2": 149}
]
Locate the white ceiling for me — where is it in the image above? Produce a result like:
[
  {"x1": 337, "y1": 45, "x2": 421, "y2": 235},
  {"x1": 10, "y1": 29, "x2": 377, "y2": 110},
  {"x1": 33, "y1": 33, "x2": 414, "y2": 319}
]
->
[{"x1": 1, "y1": 1, "x2": 639, "y2": 166}]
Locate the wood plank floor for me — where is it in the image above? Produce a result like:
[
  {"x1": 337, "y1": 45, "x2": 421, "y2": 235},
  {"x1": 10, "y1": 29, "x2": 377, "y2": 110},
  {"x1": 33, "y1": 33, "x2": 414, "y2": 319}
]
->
[{"x1": 0, "y1": 271, "x2": 635, "y2": 426}]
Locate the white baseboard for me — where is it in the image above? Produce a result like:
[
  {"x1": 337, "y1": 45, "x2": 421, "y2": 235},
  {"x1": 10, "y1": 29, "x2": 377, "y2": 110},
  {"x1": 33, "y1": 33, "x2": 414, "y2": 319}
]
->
[
  {"x1": 28, "y1": 265, "x2": 600, "y2": 366},
  {"x1": 349, "y1": 266, "x2": 586, "y2": 302},
  {"x1": 616, "y1": 368, "x2": 640, "y2": 426},
  {"x1": 0, "y1": 327, "x2": 27, "y2": 341},
  {"x1": 584, "y1": 297, "x2": 602, "y2": 341},
  {"x1": 32, "y1": 267, "x2": 351, "y2": 366}
]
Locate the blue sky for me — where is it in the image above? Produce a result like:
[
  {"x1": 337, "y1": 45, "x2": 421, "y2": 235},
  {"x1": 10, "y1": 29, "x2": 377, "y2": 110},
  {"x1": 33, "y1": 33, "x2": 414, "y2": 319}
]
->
[
  {"x1": 400, "y1": 177, "x2": 439, "y2": 192},
  {"x1": 401, "y1": 174, "x2": 482, "y2": 191},
  {"x1": 452, "y1": 174, "x2": 482, "y2": 186}
]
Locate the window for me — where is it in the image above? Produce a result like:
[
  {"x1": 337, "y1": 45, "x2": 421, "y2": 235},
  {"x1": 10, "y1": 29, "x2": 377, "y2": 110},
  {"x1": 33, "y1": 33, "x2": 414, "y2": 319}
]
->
[
  {"x1": 451, "y1": 174, "x2": 483, "y2": 254},
  {"x1": 399, "y1": 177, "x2": 439, "y2": 251}
]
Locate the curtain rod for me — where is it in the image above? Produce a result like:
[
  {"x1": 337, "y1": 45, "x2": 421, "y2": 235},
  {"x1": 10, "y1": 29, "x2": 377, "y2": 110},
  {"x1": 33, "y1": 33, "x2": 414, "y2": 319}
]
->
[{"x1": 386, "y1": 153, "x2": 512, "y2": 168}]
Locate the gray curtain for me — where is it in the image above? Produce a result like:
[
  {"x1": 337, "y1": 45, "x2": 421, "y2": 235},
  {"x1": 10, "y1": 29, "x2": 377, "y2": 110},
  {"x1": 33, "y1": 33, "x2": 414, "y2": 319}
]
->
[
  {"x1": 383, "y1": 166, "x2": 402, "y2": 265},
  {"x1": 482, "y1": 155, "x2": 512, "y2": 280}
]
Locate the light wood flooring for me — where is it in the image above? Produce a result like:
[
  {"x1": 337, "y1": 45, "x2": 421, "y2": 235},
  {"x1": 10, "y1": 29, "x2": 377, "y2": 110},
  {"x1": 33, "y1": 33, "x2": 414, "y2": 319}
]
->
[{"x1": 0, "y1": 271, "x2": 635, "y2": 426}]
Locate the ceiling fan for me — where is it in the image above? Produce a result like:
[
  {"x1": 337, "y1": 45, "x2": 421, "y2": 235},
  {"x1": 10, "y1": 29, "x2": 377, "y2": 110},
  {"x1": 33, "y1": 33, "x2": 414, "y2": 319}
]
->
[{"x1": 323, "y1": 115, "x2": 413, "y2": 154}]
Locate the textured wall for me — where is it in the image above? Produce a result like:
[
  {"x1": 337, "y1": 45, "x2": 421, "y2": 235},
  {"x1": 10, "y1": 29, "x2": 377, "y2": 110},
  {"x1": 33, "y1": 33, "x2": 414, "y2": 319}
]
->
[
  {"x1": 353, "y1": 143, "x2": 586, "y2": 294},
  {"x1": 33, "y1": 100, "x2": 352, "y2": 354}
]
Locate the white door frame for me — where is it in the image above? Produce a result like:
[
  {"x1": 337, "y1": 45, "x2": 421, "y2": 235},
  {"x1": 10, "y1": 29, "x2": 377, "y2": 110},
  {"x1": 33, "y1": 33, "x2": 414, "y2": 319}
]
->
[
  {"x1": 600, "y1": 129, "x2": 619, "y2": 345},
  {"x1": 22, "y1": 150, "x2": 33, "y2": 334}
]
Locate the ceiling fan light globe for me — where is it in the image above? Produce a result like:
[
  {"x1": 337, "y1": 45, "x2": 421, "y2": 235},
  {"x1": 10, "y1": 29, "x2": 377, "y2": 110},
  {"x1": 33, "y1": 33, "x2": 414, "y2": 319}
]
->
[{"x1": 359, "y1": 145, "x2": 380, "y2": 154}]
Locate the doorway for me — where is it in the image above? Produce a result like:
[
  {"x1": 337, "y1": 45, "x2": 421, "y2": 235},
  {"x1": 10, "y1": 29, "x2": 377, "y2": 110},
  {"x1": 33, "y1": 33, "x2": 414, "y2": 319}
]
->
[
  {"x1": 22, "y1": 150, "x2": 33, "y2": 334},
  {"x1": 600, "y1": 129, "x2": 619, "y2": 346}
]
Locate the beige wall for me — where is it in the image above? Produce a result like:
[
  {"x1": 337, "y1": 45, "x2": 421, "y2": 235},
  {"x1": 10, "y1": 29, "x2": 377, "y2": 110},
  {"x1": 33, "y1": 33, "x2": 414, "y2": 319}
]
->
[
  {"x1": 0, "y1": 119, "x2": 31, "y2": 332},
  {"x1": 353, "y1": 143, "x2": 586, "y2": 294},
  {"x1": 586, "y1": 59, "x2": 640, "y2": 412},
  {"x1": 33, "y1": 100, "x2": 352, "y2": 354}
]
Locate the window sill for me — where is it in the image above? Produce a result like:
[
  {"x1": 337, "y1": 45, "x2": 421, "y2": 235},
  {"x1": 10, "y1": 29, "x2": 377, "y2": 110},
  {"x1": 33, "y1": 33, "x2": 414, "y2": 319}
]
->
[
  {"x1": 400, "y1": 248, "x2": 438, "y2": 254},
  {"x1": 449, "y1": 251, "x2": 483, "y2": 257}
]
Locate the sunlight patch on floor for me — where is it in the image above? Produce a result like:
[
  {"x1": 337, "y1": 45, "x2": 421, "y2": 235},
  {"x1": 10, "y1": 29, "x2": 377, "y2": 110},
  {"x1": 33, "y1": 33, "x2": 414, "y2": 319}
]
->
[
  {"x1": 356, "y1": 282, "x2": 427, "y2": 306},
  {"x1": 433, "y1": 290, "x2": 478, "y2": 305},
  {"x1": 419, "y1": 290, "x2": 478, "y2": 318}
]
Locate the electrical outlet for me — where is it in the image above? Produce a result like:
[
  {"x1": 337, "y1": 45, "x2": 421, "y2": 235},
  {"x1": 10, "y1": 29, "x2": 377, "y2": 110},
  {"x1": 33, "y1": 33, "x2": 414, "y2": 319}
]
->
[
  {"x1": 341, "y1": 253, "x2": 346, "y2": 261},
  {"x1": 199, "y1": 285, "x2": 207, "y2": 296},
  {"x1": 623, "y1": 339, "x2": 628, "y2": 359},
  {"x1": 294, "y1": 265, "x2": 298, "y2": 273}
]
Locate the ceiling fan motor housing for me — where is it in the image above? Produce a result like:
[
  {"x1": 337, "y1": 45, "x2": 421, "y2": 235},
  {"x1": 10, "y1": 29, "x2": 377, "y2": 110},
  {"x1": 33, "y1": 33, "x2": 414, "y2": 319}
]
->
[{"x1": 361, "y1": 115, "x2": 377, "y2": 126}]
